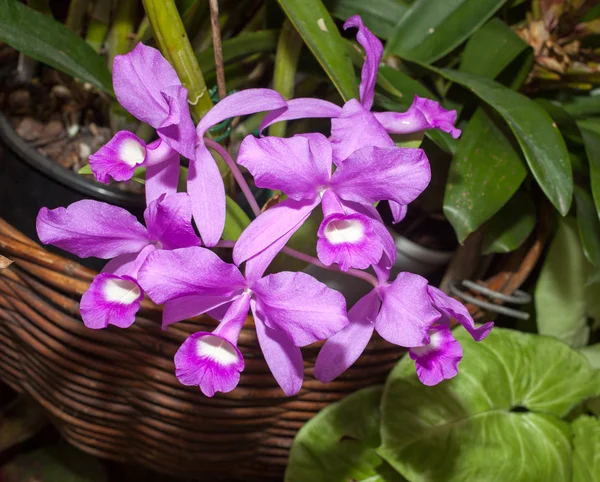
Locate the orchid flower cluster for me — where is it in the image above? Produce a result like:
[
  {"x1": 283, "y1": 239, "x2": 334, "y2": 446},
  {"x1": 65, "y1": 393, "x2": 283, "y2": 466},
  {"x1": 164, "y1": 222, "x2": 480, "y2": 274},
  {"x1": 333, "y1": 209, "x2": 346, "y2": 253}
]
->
[{"x1": 36, "y1": 16, "x2": 492, "y2": 397}]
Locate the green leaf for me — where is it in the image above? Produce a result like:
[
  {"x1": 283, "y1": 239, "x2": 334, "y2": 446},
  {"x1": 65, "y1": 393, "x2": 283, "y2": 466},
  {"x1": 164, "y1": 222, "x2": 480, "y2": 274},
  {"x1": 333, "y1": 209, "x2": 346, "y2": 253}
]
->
[
  {"x1": 573, "y1": 416, "x2": 600, "y2": 482},
  {"x1": 385, "y1": 0, "x2": 508, "y2": 63},
  {"x1": 575, "y1": 187, "x2": 600, "y2": 272},
  {"x1": 222, "y1": 196, "x2": 251, "y2": 241},
  {"x1": 0, "y1": 0, "x2": 112, "y2": 94},
  {"x1": 535, "y1": 218, "x2": 591, "y2": 348},
  {"x1": 482, "y1": 189, "x2": 536, "y2": 254},
  {"x1": 433, "y1": 68, "x2": 573, "y2": 215},
  {"x1": 196, "y1": 30, "x2": 279, "y2": 73},
  {"x1": 1, "y1": 443, "x2": 108, "y2": 482},
  {"x1": 78, "y1": 165, "x2": 93, "y2": 175},
  {"x1": 324, "y1": 0, "x2": 408, "y2": 39},
  {"x1": 460, "y1": 18, "x2": 528, "y2": 79},
  {"x1": 443, "y1": 108, "x2": 527, "y2": 243},
  {"x1": 563, "y1": 95, "x2": 600, "y2": 118},
  {"x1": 537, "y1": 99, "x2": 583, "y2": 146},
  {"x1": 579, "y1": 125, "x2": 600, "y2": 219},
  {"x1": 285, "y1": 386, "x2": 391, "y2": 482},
  {"x1": 277, "y1": 0, "x2": 358, "y2": 101},
  {"x1": 379, "y1": 328, "x2": 599, "y2": 482},
  {"x1": 580, "y1": 344, "x2": 600, "y2": 369}
]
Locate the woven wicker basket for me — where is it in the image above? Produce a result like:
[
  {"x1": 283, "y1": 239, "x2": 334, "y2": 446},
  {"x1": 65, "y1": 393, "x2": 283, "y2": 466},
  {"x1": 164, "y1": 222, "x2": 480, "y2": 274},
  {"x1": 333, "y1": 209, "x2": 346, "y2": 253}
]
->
[{"x1": 0, "y1": 216, "x2": 545, "y2": 480}]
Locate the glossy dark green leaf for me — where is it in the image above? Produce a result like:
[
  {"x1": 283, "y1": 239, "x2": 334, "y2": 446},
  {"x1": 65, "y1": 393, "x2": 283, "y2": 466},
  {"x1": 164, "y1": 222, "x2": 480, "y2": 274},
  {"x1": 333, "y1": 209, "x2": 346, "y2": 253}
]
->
[
  {"x1": 1, "y1": 443, "x2": 108, "y2": 482},
  {"x1": 575, "y1": 186, "x2": 600, "y2": 272},
  {"x1": 563, "y1": 96, "x2": 600, "y2": 118},
  {"x1": 460, "y1": 18, "x2": 528, "y2": 79},
  {"x1": 385, "y1": 0, "x2": 508, "y2": 63},
  {"x1": 482, "y1": 189, "x2": 536, "y2": 254},
  {"x1": 277, "y1": 0, "x2": 358, "y2": 101},
  {"x1": 434, "y1": 68, "x2": 572, "y2": 215},
  {"x1": 579, "y1": 124, "x2": 600, "y2": 219},
  {"x1": 285, "y1": 386, "x2": 392, "y2": 482},
  {"x1": 0, "y1": 0, "x2": 112, "y2": 94},
  {"x1": 222, "y1": 195, "x2": 251, "y2": 241},
  {"x1": 196, "y1": 30, "x2": 279, "y2": 73},
  {"x1": 535, "y1": 218, "x2": 591, "y2": 348},
  {"x1": 379, "y1": 328, "x2": 599, "y2": 482},
  {"x1": 324, "y1": 0, "x2": 408, "y2": 39},
  {"x1": 537, "y1": 99, "x2": 583, "y2": 145},
  {"x1": 444, "y1": 108, "x2": 526, "y2": 243},
  {"x1": 573, "y1": 416, "x2": 600, "y2": 482}
]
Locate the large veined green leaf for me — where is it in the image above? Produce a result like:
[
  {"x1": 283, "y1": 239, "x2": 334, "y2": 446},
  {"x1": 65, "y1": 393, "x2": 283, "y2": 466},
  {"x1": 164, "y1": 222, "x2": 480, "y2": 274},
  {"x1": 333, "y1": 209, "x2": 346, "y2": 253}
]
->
[
  {"x1": 285, "y1": 386, "x2": 402, "y2": 482},
  {"x1": 444, "y1": 108, "x2": 527, "y2": 243},
  {"x1": 535, "y1": 218, "x2": 592, "y2": 347},
  {"x1": 460, "y1": 18, "x2": 529, "y2": 80},
  {"x1": 0, "y1": 0, "x2": 112, "y2": 94},
  {"x1": 277, "y1": 0, "x2": 358, "y2": 101},
  {"x1": 324, "y1": 0, "x2": 408, "y2": 39},
  {"x1": 433, "y1": 68, "x2": 573, "y2": 215},
  {"x1": 572, "y1": 416, "x2": 600, "y2": 482},
  {"x1": 481, "y1": 189, "x2": 536, "y2": 254},
  {"x1": 580, "y1": 344, "x2": 600, "y2": 369},
  {"x1": 379, "y1": 328, "x2": 599, "y2": 482},
  {"x1": 385, "y1": 0, "x2": 508, "y2": 63}
]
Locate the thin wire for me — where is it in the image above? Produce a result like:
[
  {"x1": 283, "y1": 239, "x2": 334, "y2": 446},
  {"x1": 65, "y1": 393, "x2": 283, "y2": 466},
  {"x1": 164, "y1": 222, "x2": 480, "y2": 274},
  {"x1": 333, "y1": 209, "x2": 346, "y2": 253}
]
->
[
  {"x1": 461, "y1": 280, "x2": 531, "y2": 304},
  {"x1": 449, "y1": 284, "x2": 530, "y2": 320}
]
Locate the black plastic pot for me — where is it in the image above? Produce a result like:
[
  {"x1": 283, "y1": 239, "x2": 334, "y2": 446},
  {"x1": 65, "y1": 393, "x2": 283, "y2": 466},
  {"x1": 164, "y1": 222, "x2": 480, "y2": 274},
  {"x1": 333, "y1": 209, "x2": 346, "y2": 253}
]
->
[{"x1": 0, "y1": 113, "x2": 145, "y2": 269}]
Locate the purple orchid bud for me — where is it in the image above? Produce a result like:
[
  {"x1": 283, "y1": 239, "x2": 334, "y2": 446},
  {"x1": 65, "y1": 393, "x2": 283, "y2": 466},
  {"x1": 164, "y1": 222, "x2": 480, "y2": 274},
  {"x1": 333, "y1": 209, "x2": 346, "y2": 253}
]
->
[
  {"x1": 409, "y1": 325, "x2": 463, "y2": 386},
  {"x1": 138, "y1": 246, "x2": 349, "y2": 396},
  {"x1": 36, "y1": 194, "x2": 200, "y2": 329},
  {"x1": 175, "y1": 294, "x2": 249, "y2": 397},
  {"x1": 374, "y1": 96, "x2": 461, "y2": 139},
  {"x1": 315, "y1": 271, "x2": 493, "y2": 385},
  {"x1": 80, "y1": 273, "x2": 144, "y2": 330},
  {"x1": 234, "y1": 133, "x2": 429, "y2": 273},
  {"x1": 113, "y1": 43, "x2": 196, "y2": 160}
]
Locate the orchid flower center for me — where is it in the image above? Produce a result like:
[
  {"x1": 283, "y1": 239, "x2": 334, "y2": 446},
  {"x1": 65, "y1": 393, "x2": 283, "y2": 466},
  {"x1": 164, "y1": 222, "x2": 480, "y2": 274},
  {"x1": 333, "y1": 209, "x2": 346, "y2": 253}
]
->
[
  {"x1": 324, "y1": 218, "x2": 365, "y2": 244},
  {"x1": 410, "y1": 329, "x2": 443, "y2": 356},
  {"x1": 195, "y1": 335, "x2": 239, "y2": 366},
  {"x1": 119, "y1": 138, "x2": 146, "y2": 167},
  {"x1": 102, "y1": 278, "x2": 141, "y2": 304}
]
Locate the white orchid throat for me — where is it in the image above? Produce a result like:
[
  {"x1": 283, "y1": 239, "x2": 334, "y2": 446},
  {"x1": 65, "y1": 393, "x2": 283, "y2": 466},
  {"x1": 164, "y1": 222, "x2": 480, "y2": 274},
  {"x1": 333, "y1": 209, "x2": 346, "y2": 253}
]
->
[
  {"x1": 103, "y1": 278, "x2": 141, "y2": 304},
  {"x1": 120, "y1": 138, "x2": 146, "y2": 167},
  {"x1": 196, "y1": 335, "x2": 239, "y2": 366},
  {"x1": 324, "y1": 218, "x2": 366, "y2": 245}
]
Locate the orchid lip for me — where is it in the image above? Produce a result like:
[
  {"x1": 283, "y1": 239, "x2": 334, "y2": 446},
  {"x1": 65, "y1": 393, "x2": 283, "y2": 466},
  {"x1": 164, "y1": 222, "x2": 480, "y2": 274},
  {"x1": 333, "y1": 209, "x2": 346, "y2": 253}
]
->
[
  {"x1": 323, "y1": 217, "x2": 366, "y2": 245},
  {"x1": 195, "y1": 334, "x2": 240, "y2": 366},
  {"x1": 119, "y1": 138, "x2": 146, "y2": 167},
  {"x1": 102, "y1": 277, "x2": 142, "y2": 304}
]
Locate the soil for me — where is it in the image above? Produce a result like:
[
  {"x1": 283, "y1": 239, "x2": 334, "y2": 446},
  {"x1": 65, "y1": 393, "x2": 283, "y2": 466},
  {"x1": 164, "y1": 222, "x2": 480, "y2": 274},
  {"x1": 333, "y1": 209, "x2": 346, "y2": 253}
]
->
[{"x1": 0, "y1": 44, "x2": 143, "y2": 195}]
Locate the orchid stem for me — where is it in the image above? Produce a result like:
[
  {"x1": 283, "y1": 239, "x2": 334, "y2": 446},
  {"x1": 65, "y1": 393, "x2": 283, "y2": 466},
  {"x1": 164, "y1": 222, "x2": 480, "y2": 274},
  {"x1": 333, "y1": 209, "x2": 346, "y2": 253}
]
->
[
  {"x1": 209, "y1": 0, "x2": 227, "y2": 100},
  {"x1": 204, "y1": 138, "x2": 261, "y2": 218}
]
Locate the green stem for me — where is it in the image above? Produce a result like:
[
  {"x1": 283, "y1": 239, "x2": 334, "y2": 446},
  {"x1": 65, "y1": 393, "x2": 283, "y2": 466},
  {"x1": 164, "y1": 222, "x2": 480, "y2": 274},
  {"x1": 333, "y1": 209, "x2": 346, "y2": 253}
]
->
[
  {"x1": 65, "y1": 0, "x2": 90, "y2": 34},
  {"x1": 85, "y1": 0, "x2": 110, "y2": 53},
  {"x1": 134, "y1": 15, "x2": 152, "y2": 45},
  {"x1": 108, "y1": 0, "x2": 137, "y2": 68},
  {"x1": 269, "y1": 19, "x2": 302, "y2": 137},
  {"x1": 142, "y1": 0, "x2": 214, "y2": 121}
]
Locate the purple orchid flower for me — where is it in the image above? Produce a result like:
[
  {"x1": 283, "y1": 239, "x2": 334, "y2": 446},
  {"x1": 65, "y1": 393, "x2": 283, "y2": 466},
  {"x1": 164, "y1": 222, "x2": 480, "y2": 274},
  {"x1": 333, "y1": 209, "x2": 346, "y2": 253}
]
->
[
  {"x1": 232, "y1": 132, "x2": 430, "y2": 274},
  {"x1": 137, "y1": 246, "x2": 349, "y2": 396},
  {"x1": 36, "y1": 193, "x2": 200, "y2": 329},
  {"x1": 260, "y1": 15, "x2": 460, "y2": 223},
  {"x1": 314, "y1": 270, "x2": 493, "y2": 386}
]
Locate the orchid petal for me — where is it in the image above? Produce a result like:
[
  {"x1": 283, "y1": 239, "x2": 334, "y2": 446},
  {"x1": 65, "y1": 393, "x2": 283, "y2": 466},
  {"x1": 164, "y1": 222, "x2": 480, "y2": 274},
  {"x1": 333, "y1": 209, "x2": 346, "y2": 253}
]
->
[
  {"x1": 103, "y1": 244, "x2": 156, "y2": 278},
  {"x1": 389, "y1": 201, "x2": 408, "y2": 224},
  {"x1": 157, "y1": 84, "x2": 197, "y2": 159},
  {"x1": 80, "y1": 273, "x2": 143, "y2": 329},
  {"x1": 145, "y1": 153, "x2": 180, "y2": 205},
  {"x1": 376, "y1": 272, "x2": 442, "y2": 347},
  {"x1": 251, "y1": 271, "x2": 348, "y2": 347},
  {"x1": 163, "y1": 295, "x2": 236, "y2": 329},
  {"x1": 374, "y1": 96, "x2": 461, "y2": 139},
  {"x1": 37, "y1": 200, "x2": 149, "y2": 259},
  {"x1": 213, "y1": 293, "x2": 251, "y2": 343},
  {"x1": 237, "y1": 134, "x2": 330, "y2": 200},
  {"x1": 409, "y1": 325, "x2": 463, "y2": 386},
  {"x1": 259, "y1": 98, "x2": 342, "y2": 132},
  {"x1": 252, "y1": 300, "x2": 303, "y2": 396},
  {"x1": 113, "y1": 43, "x2": 181, "y2": 128},
  {"x1": 344, "y1": 16, "x2": 383, "y2": 110},
  {"x1": 188, "y1": 143, "x2": 226, "y2": 247},
  {"x1": 233, "y1": 198, "x2": 319, "y2": 280},
  {"x1": 314, "y1": 290, "x2": 379, "y2": 383},
  {"x1": 427, "y1": 286, "x2": 494, "y2": 341},
  {"x1": 137, "y1": 247, "x2": 245, "y2": 304},
  {"x1": 88, "y1": 131, "x2": 146, "y2": 184},
  {"x1": 144, "y1": 193, "x2": 200, "y2": 249},
  {"x1": 330, "y1": 99, "x2": 394, "y2": 164},
  {"x1": 174, "y1": 330, "x2": 244, "y2": 397},
  {"x1": 331, "y1": 145, "x2": 431, "y2": 207}
]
